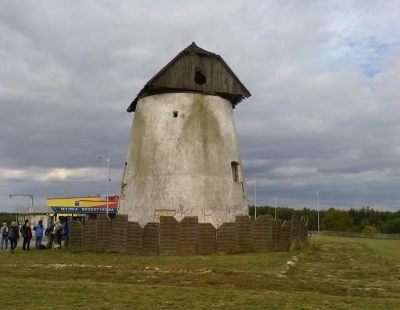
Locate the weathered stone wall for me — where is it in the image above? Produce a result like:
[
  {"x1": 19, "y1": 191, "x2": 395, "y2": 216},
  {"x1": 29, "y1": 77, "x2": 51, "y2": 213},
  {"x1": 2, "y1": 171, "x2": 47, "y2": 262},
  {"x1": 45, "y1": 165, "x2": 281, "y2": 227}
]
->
[
  {"x1": 70, "y1": 214, "x2": 308, "y2": 254},
  {"x1": 118, "y1": 93, "x2": 248, "y2": 228}
]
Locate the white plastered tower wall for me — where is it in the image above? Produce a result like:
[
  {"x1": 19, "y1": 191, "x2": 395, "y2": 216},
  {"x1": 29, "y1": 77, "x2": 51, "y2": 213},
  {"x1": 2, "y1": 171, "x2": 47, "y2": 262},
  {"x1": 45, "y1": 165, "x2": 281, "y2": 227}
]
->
[
  {"x1": 118, "y1": 42, "x2": 251, "y2": 228},
  {"x1": 119, "y1": 93, "x2": 248, "y2": 227}
]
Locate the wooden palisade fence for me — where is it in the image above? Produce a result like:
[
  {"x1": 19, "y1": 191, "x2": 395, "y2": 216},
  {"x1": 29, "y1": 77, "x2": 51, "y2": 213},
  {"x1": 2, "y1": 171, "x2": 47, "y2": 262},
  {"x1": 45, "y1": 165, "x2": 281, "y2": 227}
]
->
[{"x1": 69, "y1": 214, "x2": 308, "y2": 255}]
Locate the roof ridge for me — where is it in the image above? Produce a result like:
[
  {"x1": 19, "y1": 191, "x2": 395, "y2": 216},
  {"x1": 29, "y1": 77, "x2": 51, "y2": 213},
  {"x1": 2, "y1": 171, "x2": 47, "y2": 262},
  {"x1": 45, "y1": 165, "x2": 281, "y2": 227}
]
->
[
  {"x1": 184, "y1": 42, "x2": 217, "y2": 56},
  {"x1": 126, "y1": 43, "x2": 250, "y2": 112}
]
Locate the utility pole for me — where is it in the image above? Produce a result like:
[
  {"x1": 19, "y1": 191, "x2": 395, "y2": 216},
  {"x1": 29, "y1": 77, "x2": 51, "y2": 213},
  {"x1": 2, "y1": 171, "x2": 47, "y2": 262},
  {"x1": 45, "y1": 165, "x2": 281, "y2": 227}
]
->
[
  {"x1": 98, "y1": 154, "x2": 111, "y2": 218},
  {"x1": 246, "y1": 178, "x2": 257, "y2": 219},
  {"x1": 308, "y1": 189, "x2": 320, "y2": 233}
]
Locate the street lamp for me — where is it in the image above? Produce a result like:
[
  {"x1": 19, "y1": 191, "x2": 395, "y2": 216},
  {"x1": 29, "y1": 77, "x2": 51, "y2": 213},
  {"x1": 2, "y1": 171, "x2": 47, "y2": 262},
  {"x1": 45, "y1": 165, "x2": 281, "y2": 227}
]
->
[
  {"x1": 308, "y1": 189, "x2": 320, "y2": 233},
  {"x1": 10, "y1": 194, "x2": 34, "y2": 214},
  {"x1": 246, "y1": 178, "x2": 257, "y2": 219},
  {"x1": 98, "y1": 154, "x2": 111, "y2": 217},
  {"x1": 274, "y1": 197, "x2": 277, "y2": 220}
]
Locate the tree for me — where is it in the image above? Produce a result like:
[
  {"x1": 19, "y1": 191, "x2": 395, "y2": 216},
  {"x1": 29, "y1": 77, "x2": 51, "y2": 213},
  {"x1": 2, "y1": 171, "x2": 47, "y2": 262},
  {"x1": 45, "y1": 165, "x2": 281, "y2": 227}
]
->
[
  {"x1": 382, "y1": 218, "x2": 400, "y2": 234},
  {"x1": 0, "y1": 213, "x2": 17, "y2": 227},
  {"x1": 321, "y1": 208, "x2": 353, "y2": 232}
]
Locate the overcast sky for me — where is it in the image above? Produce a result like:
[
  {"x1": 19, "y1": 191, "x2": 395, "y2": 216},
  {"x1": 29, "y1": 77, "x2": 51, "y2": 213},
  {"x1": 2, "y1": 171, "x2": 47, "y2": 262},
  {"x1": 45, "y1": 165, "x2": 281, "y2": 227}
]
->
[{"x1": 1, "y1": 0, "x2": 399, "y2": 213}]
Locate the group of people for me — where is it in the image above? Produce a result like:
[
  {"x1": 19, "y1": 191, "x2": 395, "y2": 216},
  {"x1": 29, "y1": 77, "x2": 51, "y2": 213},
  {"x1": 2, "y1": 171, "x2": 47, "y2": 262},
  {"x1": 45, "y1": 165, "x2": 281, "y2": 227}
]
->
[
  {"x1": 0, "y1": 219, "x2": 69, "y2": 254},
  {"x1": 0, "y1": 221, "x2": 20, "y2": 253}
]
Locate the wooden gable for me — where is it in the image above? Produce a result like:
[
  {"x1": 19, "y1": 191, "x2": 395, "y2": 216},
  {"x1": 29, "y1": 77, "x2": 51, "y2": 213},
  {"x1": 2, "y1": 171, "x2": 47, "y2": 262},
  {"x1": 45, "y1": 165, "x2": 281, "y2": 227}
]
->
[{"x1": 127, "y1": 42, "x2": 251, "y2": 112}]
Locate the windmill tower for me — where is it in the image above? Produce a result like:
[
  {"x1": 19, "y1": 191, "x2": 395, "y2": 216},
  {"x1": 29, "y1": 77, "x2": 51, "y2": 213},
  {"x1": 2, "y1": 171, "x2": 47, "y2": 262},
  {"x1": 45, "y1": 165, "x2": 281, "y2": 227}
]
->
[{"x1": 119, "y1": 42, "x2": 251, "y2": 228}]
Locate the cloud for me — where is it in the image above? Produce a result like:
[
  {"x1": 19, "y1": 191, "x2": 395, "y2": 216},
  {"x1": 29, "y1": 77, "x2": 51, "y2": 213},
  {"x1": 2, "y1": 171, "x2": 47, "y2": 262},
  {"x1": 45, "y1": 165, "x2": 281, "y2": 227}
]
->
[{"x1": 1, "y1": 0, "x2": 400, "y2": 212}]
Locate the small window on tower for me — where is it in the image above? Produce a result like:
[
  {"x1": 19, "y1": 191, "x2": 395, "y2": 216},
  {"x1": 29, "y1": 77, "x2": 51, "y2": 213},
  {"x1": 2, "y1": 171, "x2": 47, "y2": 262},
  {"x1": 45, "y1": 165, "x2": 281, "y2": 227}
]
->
[
  {"x1": 173, "y1": 111, "x2": 178, "y2": 118},
  {"x1": 231, "y1": 161, "x2": 239, "y2": 182}
]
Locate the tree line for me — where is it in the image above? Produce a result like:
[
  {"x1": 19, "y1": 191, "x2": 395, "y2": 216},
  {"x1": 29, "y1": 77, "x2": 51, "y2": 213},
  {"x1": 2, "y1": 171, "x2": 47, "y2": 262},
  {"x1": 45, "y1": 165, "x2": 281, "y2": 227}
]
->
[
  {"x1": 2, "y1": 207, "x2": 400, "y2": 234},
  {"x1": 249, "y1": 206, "x2": 400, "y2": 234},
  {"x1": 0, "y1": 213, "x2": 17, "y2": 226}
]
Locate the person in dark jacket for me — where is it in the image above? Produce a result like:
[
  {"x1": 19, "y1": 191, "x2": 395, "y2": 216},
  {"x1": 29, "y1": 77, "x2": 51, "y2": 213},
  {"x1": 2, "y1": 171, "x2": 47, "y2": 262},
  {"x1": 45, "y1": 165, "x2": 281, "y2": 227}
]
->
[
  {"x1": 8, "y1": 221, "x2": 19, "y2": 254},
  {"x1": 20, "y1": 219, "x2": 32, "y2": 251},
  {"x1": 46, "y1": 222, "x2": 55, "y2": 249},
  {"x1": 63, "y1": 221, "x2": 69, "y2": 248}
]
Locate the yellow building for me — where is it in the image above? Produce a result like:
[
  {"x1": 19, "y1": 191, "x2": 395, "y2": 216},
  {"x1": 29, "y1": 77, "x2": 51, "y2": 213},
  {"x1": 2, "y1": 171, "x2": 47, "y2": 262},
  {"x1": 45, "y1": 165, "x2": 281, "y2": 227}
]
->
[{"x1": 47, "y1": 196, "x2": 118, "y2": 215}]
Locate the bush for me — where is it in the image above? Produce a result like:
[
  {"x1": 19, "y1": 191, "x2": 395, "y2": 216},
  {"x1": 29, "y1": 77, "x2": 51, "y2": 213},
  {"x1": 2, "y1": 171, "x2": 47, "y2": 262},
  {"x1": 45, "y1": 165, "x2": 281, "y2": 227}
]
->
[{"x1": 362, "y1": 225, "x2": 378, "y2": 234}]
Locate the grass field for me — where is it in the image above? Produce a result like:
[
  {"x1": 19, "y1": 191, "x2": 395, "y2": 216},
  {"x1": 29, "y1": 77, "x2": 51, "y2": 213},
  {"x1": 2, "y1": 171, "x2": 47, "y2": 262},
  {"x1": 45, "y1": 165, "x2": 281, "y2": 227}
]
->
[{"x1": 1, "y1": 235, "x2": 399, "y2": 309}]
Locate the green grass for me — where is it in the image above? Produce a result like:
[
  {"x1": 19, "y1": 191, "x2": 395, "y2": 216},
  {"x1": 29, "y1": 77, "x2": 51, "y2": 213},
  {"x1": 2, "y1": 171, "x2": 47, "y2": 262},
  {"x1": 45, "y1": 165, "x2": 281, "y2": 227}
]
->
[{"x1": 1, "y1": 235, "x2": 399, "y2": 309}]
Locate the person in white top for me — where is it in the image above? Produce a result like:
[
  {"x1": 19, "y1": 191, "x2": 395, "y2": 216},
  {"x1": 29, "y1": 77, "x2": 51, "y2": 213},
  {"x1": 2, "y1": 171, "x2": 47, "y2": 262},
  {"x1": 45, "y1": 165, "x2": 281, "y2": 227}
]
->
[{"x1": 0, "y1": 222, "x2": 9, "y2": 251}]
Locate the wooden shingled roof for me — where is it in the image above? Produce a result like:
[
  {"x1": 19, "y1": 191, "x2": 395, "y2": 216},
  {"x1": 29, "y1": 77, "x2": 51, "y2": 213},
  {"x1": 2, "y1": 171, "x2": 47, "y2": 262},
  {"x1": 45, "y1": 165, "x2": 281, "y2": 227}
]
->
[{"x1": 127, "y1": 42, "x2": 251, "y2": 112}]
